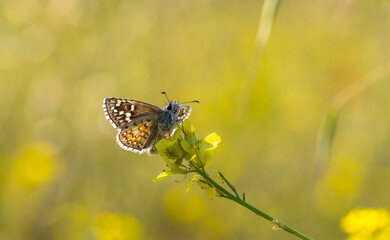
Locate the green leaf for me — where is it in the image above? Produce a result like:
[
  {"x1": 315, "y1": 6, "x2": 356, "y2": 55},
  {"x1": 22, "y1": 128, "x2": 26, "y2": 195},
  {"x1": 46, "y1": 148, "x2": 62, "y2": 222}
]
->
[
  {"x1": 161, "y1": 153, "x2": 175, "y2": 169},
  {"x1": 171, "y1": 139, "x2": 185, "y2": 156},
  {"x1": 163, "y1": 139, "x2": 185, "y2": 159},
  {"x1": 153, "y1": 171, "x2": 173, "y2": 182},
  {"x1": 180, "y1": 139, "x2": 193, "y2": 154},
  {"x1": 183, "y1": 119, "x2": 194, "y2": 134},
  {"x1": 155, "y1": 139, "x2": 170, "y2": 153},
  {"x1": 174, "y1": 158, "x2": 183, "y2": 166},
  {"x1": 172, "y1": 127, "x2": 183, "y2": 140}
]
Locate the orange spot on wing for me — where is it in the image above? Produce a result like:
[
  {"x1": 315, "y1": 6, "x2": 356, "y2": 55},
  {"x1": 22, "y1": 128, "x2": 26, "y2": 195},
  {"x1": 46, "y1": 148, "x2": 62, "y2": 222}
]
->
[
  {"x1": 138, "y1": 124, "x2": 146, "y2": 132},
  {"x1": 126, "y1": 133, "x2": 133, "y2": 140}
]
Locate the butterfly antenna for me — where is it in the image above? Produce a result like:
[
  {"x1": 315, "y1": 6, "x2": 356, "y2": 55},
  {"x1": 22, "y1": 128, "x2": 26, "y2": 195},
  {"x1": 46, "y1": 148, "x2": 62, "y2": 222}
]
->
[
  {"x1": 180, "y1": 100, "x2": 199, "y2": 104},
  {"x1": 161, "y1": 92, "x2": 171, "y2": 102}
]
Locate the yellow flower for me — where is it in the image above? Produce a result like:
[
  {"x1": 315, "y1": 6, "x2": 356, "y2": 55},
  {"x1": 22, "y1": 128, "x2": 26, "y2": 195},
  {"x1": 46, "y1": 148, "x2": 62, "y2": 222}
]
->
[
  {"x1": 11, "y1": 142, "x2": 57, "y2": 189},
  {"x1": 93, "y1": 212, "x2": 141, "y2": 240},
  {"x1": 340, "y1": 208, "x2": 390, "y2": 236},
  {"x1": 153, "y1": 170, "x2": 174, "y2": 182},
  {"x1": 204, "y1": 133, "x2": 221, "y2": 148}
]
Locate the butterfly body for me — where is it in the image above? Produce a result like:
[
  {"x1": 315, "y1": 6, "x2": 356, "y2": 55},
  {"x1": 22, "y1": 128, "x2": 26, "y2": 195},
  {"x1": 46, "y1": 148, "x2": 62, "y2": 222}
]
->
[{"x1": 103, "y1": 97, "x2": 191, "y2": 154}]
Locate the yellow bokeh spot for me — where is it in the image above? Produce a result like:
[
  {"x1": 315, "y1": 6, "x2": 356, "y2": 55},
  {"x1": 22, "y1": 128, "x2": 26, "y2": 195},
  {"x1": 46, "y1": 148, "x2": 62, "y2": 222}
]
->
[
  {"x1": 340, "y1": 208, "x2": 390, "y2": 236},
  {"x1": 345, "y1": 234, "x2": 372, "y2": 240},
  {"x1": 164, "y1": 185, "x2": 206, "y2": 223},
  {"x1": 94, "y1": 212, "x2": 141, "y2": 240},
  {"x1": 11, "y1": 142, "x2": 57, "y2": 189},
  {"x1": 377, "y1": 224, "x2": 390, "y2": 240}
]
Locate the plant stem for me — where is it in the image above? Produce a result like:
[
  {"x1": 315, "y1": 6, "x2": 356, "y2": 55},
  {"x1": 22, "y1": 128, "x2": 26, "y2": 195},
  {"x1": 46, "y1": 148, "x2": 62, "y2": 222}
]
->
[
  {"x1": 190, "y1": 164, "x2": 313, "y2": 240},
  {"x1": 218, "y1": 171, "x2": 240, "y2": 199}
]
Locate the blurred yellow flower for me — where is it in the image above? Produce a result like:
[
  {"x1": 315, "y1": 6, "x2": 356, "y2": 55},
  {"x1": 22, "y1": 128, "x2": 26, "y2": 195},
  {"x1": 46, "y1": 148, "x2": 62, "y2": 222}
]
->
[
  {"x1": 11, "y1": 142, "x2": 57, "y2": 189},
  {"x1": 94, "y1": 212, "x2": 141, "y2": 240},
  {"x1": 340, "y1": 208, "x2": 390, "y2": 240}
]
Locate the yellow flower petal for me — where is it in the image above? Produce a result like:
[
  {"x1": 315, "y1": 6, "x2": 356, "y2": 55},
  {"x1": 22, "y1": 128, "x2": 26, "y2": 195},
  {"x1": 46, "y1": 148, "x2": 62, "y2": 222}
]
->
[
  {"x1": 204, "y1": 133, "x2": 221, "y2": 145},
  {"x1": 186, "y1": 175, "x2": 201, "y2": 192},
  {"x1": 152, "y1": 171, "x2": 173, "y2": 182},
  {"x1": 206, "y1": 187, "x2": 216, "y2": 199}
]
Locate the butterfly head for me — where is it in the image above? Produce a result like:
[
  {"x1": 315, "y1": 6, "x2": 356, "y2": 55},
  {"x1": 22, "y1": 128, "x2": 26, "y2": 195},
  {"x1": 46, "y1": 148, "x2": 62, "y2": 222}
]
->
[{"x1": 163, "y1": 101, "x2": 181, "y2": 114}]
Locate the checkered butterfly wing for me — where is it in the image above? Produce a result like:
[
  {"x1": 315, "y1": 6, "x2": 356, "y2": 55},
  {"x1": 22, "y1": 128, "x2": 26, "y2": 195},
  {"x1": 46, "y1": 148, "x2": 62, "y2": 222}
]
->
[
  {"x1": 177, "y1": 105, "x2": 192, "y2": 121},
  {"x1": 103, "y1": 98, "x2": 161, "y2": 128},
  {"x1": 103, "y1": 98, "x2": 161, "y2": 153},
  {"x1": 116, "y1": 116, "x2": 159, "y2": 153}
]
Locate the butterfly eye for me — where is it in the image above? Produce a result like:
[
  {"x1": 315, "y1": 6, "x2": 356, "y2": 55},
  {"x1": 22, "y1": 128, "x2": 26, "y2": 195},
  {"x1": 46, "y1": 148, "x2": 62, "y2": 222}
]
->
[{"x1": 167, "y1": 105, "x2": 172, "y2": 110}]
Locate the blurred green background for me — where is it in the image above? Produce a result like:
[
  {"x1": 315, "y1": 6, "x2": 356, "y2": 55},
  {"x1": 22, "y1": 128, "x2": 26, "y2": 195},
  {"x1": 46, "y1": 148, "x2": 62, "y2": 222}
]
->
[{"x1": 1, "y1": 0, "x2": 390, "y2": 239}]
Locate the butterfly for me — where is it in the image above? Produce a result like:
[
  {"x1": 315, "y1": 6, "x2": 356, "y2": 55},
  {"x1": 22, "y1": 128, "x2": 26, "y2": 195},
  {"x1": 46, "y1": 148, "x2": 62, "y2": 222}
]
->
[{"x1": 103, "y1": 94, "x2": 196, "y2": 154}]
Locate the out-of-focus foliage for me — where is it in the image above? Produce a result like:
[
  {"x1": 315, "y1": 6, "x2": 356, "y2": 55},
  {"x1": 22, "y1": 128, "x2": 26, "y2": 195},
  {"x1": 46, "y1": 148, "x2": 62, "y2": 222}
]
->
[{"x1": 0, "y1": 0, "x2": 389, "y2": 239}]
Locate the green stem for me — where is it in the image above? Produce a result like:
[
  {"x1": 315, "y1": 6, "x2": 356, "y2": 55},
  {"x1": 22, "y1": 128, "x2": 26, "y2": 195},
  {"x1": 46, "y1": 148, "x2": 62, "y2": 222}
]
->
[
  {"x1": 191, "y1": 164, "x2": 312, "y2": 240},
  {"x1": 218, "y1": 171, "x2": 240, "y2": 199}
]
